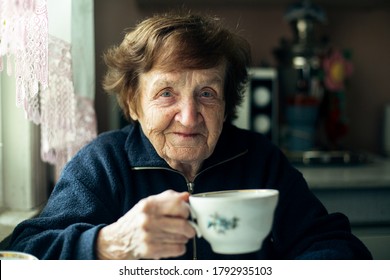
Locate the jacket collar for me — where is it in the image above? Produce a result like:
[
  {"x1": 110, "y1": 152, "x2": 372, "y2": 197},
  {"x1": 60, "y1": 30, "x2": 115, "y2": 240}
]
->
[{"x1": 124, "y1": 122, "x2": 249, "y2": 171}]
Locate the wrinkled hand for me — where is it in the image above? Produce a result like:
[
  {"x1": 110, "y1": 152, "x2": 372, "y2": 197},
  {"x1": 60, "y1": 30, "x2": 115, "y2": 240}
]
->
[{"x1": 96, "y1": 190, "x2": 196, "y2": 260}]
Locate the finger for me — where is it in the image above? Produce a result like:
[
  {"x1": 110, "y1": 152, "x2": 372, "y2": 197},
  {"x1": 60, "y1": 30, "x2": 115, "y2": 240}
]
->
[
  {"x1": 144, "y1": 190, "x2": 191, "y2": 219},
  {"x1": 163, "y1": 191, "x2": 191, "y2": 218},
  {"x1": 152, "y1": 243, "x2": 187, "y2": 259},
  {"x1": 177, "y1": 191, "x2": 190, "y2": 202},
  {"x1": 155, "y1": 216, "x2": 196, "y2": 239},
  {"x1": 142, "y1": 242, "x2": 187, "y2": 260},
  {"x1": 131, "y1": 225, "x2": 189, "y2": 260},
  {"x1": 141, "y1": 213, "x2": 195, "y2": 239},
  {"x1": 147, "y1": 231, "x2": 190, "y2": 244}
]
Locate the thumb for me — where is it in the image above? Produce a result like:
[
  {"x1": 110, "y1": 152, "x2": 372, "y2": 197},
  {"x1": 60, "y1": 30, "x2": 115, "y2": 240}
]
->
[{"x1": 178, "y1": 191, "x2": 190, "y2": 202}]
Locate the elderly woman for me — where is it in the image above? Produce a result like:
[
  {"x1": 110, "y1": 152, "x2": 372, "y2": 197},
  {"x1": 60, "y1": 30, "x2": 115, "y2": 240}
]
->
[{"x1": 8, "y1": 12, "x2": 371, "y2": 260}]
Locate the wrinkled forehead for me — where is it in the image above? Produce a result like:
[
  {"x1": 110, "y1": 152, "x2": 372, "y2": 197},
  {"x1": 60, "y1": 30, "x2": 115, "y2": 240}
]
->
[
  {"x1": 151, "y1": 58, "x2": 227, "y2": 80},
  {"x1": 144, "y1": 65, "x2": 227, "y2": 89}
]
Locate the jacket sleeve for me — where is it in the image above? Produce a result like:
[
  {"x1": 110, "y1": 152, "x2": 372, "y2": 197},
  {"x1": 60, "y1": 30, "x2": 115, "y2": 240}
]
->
[
  {"x1": 7, "y1": 140, "x2": 126, "y2": 260},
  {"x1": 7, "y1": 175, "x2": 111, "y2": 259}
]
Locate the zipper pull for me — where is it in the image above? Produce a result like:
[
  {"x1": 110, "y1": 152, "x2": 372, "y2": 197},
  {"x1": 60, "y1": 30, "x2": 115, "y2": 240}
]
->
[{"x1": 187, "y1": 182, "x2": 195, "y2": 194}]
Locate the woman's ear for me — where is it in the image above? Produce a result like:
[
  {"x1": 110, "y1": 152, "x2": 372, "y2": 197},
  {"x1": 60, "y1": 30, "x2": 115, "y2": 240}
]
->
[
  {"x1": 129, "y1": 105, "x2": 138, "y2": 121},
  {"x1": 127, "y1": 92, "x2": 139, "y2": 121}
]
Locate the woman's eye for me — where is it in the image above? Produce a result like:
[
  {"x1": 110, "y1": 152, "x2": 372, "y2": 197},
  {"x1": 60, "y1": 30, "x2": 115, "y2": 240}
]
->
[
  {"x1": 200, "y1": 91, "x2": 213, "y2": 98},
  {"x1": 160, "y1": 90, "x2": 172, "y2": 97}
]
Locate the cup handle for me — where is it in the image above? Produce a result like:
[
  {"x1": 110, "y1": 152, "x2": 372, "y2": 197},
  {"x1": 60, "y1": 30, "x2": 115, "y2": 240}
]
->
[
  {"x1": 188, "y1": 220, "x2": 202, "y2": 238},
  {"x1": 187, "y1": 204, "x2": 202, "y2": 238}
]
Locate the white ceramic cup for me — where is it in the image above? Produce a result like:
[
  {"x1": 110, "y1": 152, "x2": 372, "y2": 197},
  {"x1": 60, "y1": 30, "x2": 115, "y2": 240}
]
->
[
  {"x1": 189, "y1": 189, "x2": 279, "y2": 254},
  {"x1": 0, "y1": 250, "x2": 38, "y2": 260}
]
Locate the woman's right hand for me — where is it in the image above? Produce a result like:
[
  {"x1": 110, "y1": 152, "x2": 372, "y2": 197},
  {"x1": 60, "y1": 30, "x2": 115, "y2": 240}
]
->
[{"x1": 95, "y1": 190, "x2": 196, "y2": 260}]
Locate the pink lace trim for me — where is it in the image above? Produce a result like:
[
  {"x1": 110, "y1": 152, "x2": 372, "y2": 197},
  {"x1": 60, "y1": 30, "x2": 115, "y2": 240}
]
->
[
  {"x1": 1, "y1": 1, "x2": 97, "y2": 173},
  {"x1": 41, "y1": 36, "x2": 97, "y2": 174},
  {"x1": 0, "y1": 0, "x2": 48, "y2": 123}
]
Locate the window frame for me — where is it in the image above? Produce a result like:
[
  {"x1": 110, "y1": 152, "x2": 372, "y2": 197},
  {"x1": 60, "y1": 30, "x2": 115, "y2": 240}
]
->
[{"x1": 0, "y1": 68, "x2": 49, "y2": 239}]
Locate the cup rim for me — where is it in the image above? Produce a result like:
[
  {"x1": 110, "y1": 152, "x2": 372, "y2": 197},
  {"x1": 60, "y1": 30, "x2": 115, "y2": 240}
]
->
[
  {"x1": 0, "y1": 250, "x2": 38, "y2": 260},
  {"x1": 190, "y1": 189, "x2": 279, "y2": 200}
]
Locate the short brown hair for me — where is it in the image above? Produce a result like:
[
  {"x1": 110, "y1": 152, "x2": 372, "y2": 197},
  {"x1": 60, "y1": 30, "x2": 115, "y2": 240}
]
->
[{"x1": 102, "y1": 12, "x2": 251, "y2": 122}]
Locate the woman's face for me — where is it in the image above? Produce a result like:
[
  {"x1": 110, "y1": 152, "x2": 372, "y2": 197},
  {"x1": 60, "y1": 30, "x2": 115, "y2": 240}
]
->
[{"x1": 131, "y1": 64, "x2": 226, "y2": 174}]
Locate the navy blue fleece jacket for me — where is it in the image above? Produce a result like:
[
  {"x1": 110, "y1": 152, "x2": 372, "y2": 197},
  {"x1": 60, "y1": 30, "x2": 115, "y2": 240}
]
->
[{"x1": 8, "y1": 123, "x2": 372, "y2": 259}]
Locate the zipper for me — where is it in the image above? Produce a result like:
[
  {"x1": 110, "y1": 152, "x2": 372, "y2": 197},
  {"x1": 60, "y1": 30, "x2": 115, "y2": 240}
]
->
[
  {"x1": 131, "y1": 149, "x2": 248, "y2": 260},
  {"x1": 187, "y1": 182, "x2": 195, "y2": 194},
  {"x1": 131, "y1": 149, "x2": 248, "y2": 192},
  {"x1": 186, "y1": 181, "x2": 196, "y2": 259}
]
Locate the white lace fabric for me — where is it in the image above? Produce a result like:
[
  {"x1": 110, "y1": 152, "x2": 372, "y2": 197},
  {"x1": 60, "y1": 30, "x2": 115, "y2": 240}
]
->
[
  {"x1": 0, "y1": 0, "x2": 48, "y2": 123},
  {"x1": 1, "y1": 0, "x2": 97, "y2": 175},
  {"x1": 41, "y1": 36, "x2": 97, "y2": 174}
]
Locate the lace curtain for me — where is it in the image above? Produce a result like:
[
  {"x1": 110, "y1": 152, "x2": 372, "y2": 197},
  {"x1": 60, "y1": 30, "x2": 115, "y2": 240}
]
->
[
  {"x1": 0, "y1": 0, "x2": 97, "y2": 176},
  {"x1": 0, "y1": 0, "x2": 48, "y2": 123}
]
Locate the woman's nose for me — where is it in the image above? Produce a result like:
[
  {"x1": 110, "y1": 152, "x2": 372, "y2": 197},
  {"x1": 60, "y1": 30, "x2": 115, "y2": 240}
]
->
[{"x1": 176, "y1": 97, "x2": 202, "y2": 127}]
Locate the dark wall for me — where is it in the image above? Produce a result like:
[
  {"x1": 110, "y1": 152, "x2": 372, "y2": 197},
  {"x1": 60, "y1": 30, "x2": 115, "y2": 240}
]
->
[{"x1": 94, "y1": 0, "x2": 390, "y2": 154}]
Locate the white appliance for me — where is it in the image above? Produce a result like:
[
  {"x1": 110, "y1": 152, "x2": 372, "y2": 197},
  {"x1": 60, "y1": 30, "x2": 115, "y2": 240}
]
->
[{"x1": 234, "y1": 68, "x2": 278, "y2": 144}]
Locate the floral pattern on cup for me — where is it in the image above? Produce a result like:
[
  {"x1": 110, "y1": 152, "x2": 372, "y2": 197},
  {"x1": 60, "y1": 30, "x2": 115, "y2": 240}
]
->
[{"x1": 207, "y1": 213, "x2": 239, "y2": 234}]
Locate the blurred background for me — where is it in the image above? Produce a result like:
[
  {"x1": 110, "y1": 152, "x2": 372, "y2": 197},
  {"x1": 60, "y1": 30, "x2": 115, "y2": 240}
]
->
[{"x1": 95, "y1": 0, "x2": 390, "y2": 158}]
